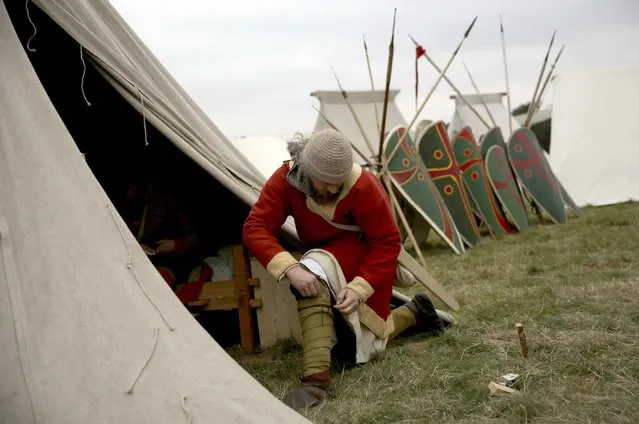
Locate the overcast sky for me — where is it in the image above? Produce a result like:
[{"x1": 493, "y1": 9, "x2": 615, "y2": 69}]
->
[{"x1": 110, "y1": 0, "x2": 639, "y2": 139}]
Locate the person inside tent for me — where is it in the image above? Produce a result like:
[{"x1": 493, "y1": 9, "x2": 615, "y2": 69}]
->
[
  {"x1": 243, "y1": 129, "x2": 453, "y2": 411},
  {"x1": 121, "y1": 175, "x2": 207, "y2": 302}
]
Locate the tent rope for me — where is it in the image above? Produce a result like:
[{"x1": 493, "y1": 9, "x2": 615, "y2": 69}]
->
[
  {"x1": 25, "y1": 0, "x2": 37, "y2": 52},
  {"x1": 106, "y1": 203, "x2": 175, "y2": 331},
  {"x1": 139, "y1": 89, "x2": 149, "y2": 146},
  {"x1": 181, "y1": 396, "x2": 193, "y2": 424},
  {"x1": 126, "y1": 328, "x2": 159, "y2": 394},
  {"x1": 79, "y1": 45, "x2": 92, "y2": 106}
]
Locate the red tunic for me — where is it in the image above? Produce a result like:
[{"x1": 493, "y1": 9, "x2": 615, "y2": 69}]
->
[{"x1": 243, "y1": 162, "x2": 401, "y2": 325}]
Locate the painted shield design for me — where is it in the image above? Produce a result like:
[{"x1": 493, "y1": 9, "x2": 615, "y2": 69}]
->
[
  {"x1": 507, "y1": 128, "x2": 567, "y2": 224},
  {"x1": 485, "y1": 145, "x2": 530, "y2": 231},
  {"x1": 417, "y1": 122, "x2": 481, "y2": 247},
  {"x1": 383, "y1": 125, "x2": 465, "y2": 254},
  {"x1": 452, "y1": 134, "x2": 514, "y2": 236}
]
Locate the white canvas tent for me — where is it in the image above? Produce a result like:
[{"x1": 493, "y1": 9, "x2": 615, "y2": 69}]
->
[
  {"x1": 231, "y1": 136, "x2": 292, "y2": 181},
  {"x1": 448, "y1": 92, "x2": 520, "y2": 141},
  {"x1": 311, "y1": 90, "x2": 407, "y2": 164},
  {"x1": 0, "y1": 1, "x2": 309, "y2": 422},
  {"x1": 549, "y1": 68, "x2": 639, "y2": 206}
]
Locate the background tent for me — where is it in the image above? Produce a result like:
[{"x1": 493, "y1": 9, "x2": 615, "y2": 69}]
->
[
  {"x1": 0, "y1": 0, "x2": 309, "y2": 422},
  {"x1": 311, "y1": 89, "x2": 407, "y2": 164},
  {"x1": 549, "y1": 67, "x2": 639, "y2": 206},
  {"x1": 231, "y1": 136, "x2": 292, "y2": 181},
  {"x1": 448, "y1": 92, "x2": 520, "y2": 141}
]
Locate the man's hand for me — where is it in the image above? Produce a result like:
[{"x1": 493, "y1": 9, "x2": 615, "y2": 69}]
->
[
  {"x1": 155, "y1": 239, "x2": 176, "y2": 254},
  {"x1": 334, "y1": 288, "x2": 360, "y2": 315},
  {"x1": 286, "y1": 265, "x2": 324, "y2": 298}
]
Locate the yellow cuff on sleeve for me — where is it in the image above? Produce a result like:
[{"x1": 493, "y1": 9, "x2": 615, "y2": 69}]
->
[
  {"x1": 266, "y1": 251, "x2": 299, "y2": 281},
  {"x1": 346, "y1": 276, "x2": 374, "y2": 303}
]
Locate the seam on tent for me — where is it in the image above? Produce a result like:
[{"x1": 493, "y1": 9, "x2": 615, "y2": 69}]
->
[
  {"x1": 0, "y1": 218, "x2": 38, "y2": 423},
  {"x1": 106, "y1": 203, "x2": 175, "y2": 331}
]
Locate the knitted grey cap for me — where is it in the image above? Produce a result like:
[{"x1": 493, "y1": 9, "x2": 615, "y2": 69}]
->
[{"x1": 299, "y1": 129, "x2": 353, "y2": 184}]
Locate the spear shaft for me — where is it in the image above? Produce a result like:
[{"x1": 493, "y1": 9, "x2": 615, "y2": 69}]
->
[
  {"x1": 363, "y1": 35, "x2": 381, "y2": 139},
  {"x1": 526, "y1": 44, "x2": 565, "y2": 126},
  {"x1": 409, "y1": 35, "x2": 490, "y2": 130},
  {"x1": 330, "y1": 65, "x2": 376, "y2": 156},
  {"x1": 499, "y1": 15, "x2": 513, "y2": 138},
  {"x1": 462, "y1": 62, "x2": 498, "y2": 127},
  {"x1": 524, "y1": 30, "x2": 556, "y2": 127},
  {"x1": 377, "y1": 8, "x2": 397, "y2": 167},
  {"x1": 385, "y1": 16, "x2": 478, "y2": 164}
]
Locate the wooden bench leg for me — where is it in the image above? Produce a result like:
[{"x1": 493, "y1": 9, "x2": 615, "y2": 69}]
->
[{"x1": 233, "y1": 245, "x2": 256, "y2": 352}]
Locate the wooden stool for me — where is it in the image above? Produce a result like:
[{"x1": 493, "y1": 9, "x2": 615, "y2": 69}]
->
[{"x1": 186, "y1": 245, "x2": 261, "y2": 352}]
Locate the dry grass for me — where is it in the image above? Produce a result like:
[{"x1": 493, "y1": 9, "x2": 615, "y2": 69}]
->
[{"x1": 230, "y1": 201, "x2": 639, "y2": 423}]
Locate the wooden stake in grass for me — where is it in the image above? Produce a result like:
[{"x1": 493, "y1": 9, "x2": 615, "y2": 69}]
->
[{"x1": 516, "y1": 323, "x2": 529, "y2": 358}]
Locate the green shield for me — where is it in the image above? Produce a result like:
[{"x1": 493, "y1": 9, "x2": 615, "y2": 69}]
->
[
  {"x1": 452, "y1": 134, "x2": 515, "y2": 236},
  {"x1": 383, "y1": 125, "x2": 465, "y2": 254},
  {"x1": 485, "y1": 145, "x2": 530, "y2": 230},
  {"x1": 507, "y1": 128, "x2": 567, "y2": 224},
  {"x1": 417, "y1": 122, "x2": 481, "y2": 247}
]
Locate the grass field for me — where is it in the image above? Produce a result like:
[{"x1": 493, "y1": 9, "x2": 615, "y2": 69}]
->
[{"x1": 230, "y1": 201, "x2": 639, "y2": 423}]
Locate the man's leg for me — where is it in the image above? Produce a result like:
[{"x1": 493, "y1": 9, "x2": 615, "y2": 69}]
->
[
  {"x1": 388, "y1": 292, "x2": 452, "y2": 341},
  {"x1": 282, "y1": 283, "x2": 334, "y2": 410}
]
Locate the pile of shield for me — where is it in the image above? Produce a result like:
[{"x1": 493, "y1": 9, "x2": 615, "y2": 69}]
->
[{"x1": 382, "y1": 122, "x2": 582, "y2": 254}]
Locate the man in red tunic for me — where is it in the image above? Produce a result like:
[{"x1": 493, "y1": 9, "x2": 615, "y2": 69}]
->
[{"x1": 243, "y1": 129, "x2": 450, "y2": 410}]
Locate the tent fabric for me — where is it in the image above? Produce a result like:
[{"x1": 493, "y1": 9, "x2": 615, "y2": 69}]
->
[
  {"x1": 549, "y1": 68, "x2": 639, "y2": 206},
  {"x1": 231, "y1": 136, "x2": 292, "y2": 182},
  {"x1": 448, "y1": 92, "x2": 520, "y2": 141},
  {"x1": 311, "y1": 89, "x2": 407, "y2": 163},
  {"x1": 31, "y1": 0, "x2": 266, "y2": 203},
  {"x1": 0, "y1": 1, "x2": 309, "y2": 422}
]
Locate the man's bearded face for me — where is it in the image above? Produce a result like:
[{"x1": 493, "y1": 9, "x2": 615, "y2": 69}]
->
[{"x1": 308, "y1": 177, "x2": 343, "y2": 205}]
